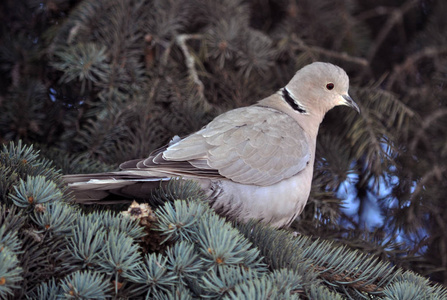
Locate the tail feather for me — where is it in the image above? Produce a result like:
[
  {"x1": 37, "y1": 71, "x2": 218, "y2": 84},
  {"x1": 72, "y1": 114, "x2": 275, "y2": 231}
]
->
[{"x1": 63, "y1": 172, "x2": 170, "y2": 204}]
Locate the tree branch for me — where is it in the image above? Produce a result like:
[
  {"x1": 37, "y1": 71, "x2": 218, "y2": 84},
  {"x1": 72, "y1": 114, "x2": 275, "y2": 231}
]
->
[
  {"x1": 386, "y1": 46, "x2": 447, "y2": 90},
  {"x1": 410, "y1": 165, "x2": 446, "y2": 201},
  {"x1": 175, "y1": 34, "x2": 212, "y2": 111},
  {"x1": 410, "y1": 108, "x2": 447, "y2": 152},
  {"x1": 365, "y1": 0, "x2": 418, "y2": 62},
  {"x1": 292, "y1": 37, "x2": 368, "y2": 67}
]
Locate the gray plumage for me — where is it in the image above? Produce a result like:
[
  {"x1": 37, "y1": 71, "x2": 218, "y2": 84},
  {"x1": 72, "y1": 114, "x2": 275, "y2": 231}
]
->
[{"x1": 64, "y1": 62, "x2": 360, "y2": 228}]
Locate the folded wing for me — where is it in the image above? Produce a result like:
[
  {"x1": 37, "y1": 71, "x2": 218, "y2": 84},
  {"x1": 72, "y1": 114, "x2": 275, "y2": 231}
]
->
[{"x1": 121, "y1": 106, "x2": 311, "y2": 186}]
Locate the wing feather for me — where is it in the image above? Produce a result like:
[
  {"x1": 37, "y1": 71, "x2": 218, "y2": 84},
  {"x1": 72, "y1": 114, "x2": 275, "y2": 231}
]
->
[
  {"x1": 162, "y1": 106, "x2": 310, "y2": 186},
  {"x1": 120, "y1": 106, "x2": 310, "y2": 186}
]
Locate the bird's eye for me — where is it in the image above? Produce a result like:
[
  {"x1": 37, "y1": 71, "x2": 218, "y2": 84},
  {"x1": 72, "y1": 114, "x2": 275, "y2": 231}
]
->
[{"x1": 326, "y1": 83, "x2": 334, "y2": 90}]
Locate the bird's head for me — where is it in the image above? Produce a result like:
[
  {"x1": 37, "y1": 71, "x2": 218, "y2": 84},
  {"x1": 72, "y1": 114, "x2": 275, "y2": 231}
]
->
[{"x1": 284, "y1": 62, "x2": 360, "y2": 116}]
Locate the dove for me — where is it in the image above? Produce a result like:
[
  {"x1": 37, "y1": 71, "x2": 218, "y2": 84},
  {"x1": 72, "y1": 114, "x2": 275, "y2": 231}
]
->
[{"x1": 64, "y1": 62, "x2": 359, "y2": 228}]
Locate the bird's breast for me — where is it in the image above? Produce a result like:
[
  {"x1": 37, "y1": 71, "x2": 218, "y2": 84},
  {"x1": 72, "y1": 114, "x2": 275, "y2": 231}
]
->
[{"x1": 198, "y1": 165, "x2": 314, "y2": 228}]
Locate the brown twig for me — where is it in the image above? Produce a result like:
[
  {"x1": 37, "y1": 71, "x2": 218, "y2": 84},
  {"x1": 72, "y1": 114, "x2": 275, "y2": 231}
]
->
[
  {"x1": 386, "y1": 46, "x2": 447, "y2": 90},
  {"x1": 175, "y1": 34, "x2": 213, "y2": 112},
  {"x1": 365, "y1": 0, "x2": 418, "y2": 62},
  {"x1": 410, "y1": 165, "x2": 446, "y2": 201},
  {"x1": 313, "y1": 265, "x2": 384, "y2": 293},
  {"x1": 410, "y1": 109, "x2": 447, "y2": 152},
  {"x1": 292, "y1": 36, "x2": 368, "y2": 67},
  {"x1": 355, "y1": 6, "x2": 395, "y2": 21}
]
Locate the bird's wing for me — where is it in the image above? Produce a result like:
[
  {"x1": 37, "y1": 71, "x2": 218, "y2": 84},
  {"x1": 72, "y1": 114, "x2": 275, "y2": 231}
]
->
[{"x1": 121, "y1": 106, "x2": 311, "y2": 186}]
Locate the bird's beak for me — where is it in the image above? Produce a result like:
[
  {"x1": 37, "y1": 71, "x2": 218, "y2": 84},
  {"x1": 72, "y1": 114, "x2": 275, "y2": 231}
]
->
[{"x1": 342, "y1": 94, "x2": 360, "y2": 113}]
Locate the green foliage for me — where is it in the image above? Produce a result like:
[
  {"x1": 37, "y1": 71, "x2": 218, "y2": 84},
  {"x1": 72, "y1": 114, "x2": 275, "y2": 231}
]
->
[
  {"x1": 0, "y1": 204, "x2": 25, "y2": 238},
  {"x1": 165, "y1": 241, "x2": 203, "y2": 285},
  {"x1": 97, "y1": 230, "x2": 142, "y2": 277},
  {"x1": 87, "y1": 210, "x2": 145, "y2": 239},
  {"x1": 59, "y1": 270, "x2": 111, "y2": 299},
  {"x1": 124, "y1": 252, "x2": 177, "y2": 296},
  {"x1": 30, "y1": 202, "x2": 78, "y2": 235},
  {"x1": 0, "y1": 142, "x2": 146, "y2": 298},
  {"x1": 9, "y1": 176, "x2": 63, "y2": 208},
  {"x1": 26, "y1": 278, "x2": 60, "y2": 300},
  {"x1": 195, "y1": 213, "x2": 265, "y2": 270},
  {"x1": 342, "y1": 86, "x2": 415, "y2": 182},
  {"x1": 0, "y1": 205, "x2": 24, "y2": 298},
  {"x1": 0, "y1": 141, "x2": 68, "y2": 203},
  {"x1": 35, "y1": 146, "x2": 115, "y2": 175},
  {"x1": 383, "y1": 271, "x2": 447, "y2": 300},
  {"x1": 0, "y1": 81, "x2": 48, "y2": 142},
  {"x1": 156, "y1": 199, "x2": 208, "y2": 243},
  {"x1": 237, "y1": 221, "x2": 396, "y2": 298},
  {"x1": 150, "y1": 179, "x2": 207, "y2": 208},
  {"x1": 52, "y1": 43, "x2": 111, "y2": 94},
  {"x1": 0, "y1": 140, "x2": 446, "y2": 298},
  {"x1": 201, "y1": 267, "x2": 302, "y2": 299},
  {"x1": 0, "y1": 225, "x2": 23, "y2": 298},
  {"x1": 308, "y1": 284, "x2": 344, "y2": 300},
  {"x1": 68, "y1": 214, "x2": 106, "y2": 269},
  {"x1": 157, "y1": 199, "x2": 266, "y2": 271}
]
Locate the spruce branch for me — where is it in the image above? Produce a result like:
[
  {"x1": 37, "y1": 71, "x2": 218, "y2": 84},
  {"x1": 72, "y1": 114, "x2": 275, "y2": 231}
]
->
[
  {"x1": 0, "y1": 204, "x2": 25, "y2": 235},
  {"x1": 291, "y1": 36, "x2": 368, "y2": 67},
  {"x1": 195, "y1": 212, "x2": 266, "y2": 270},
  {"x1": 386, "y1": 46, "x2": 447, "y2": 90},
  {"x1": 237, "y1": 222, "x2": 399, "y2": 298},
  {"x1": 410, "y1": 109, "x2": 447, "y2": 152},
  {"x1": 189, "y1": 0, "x2": 250, "y2": 27},
  {"x1": 0, "y1": 80, "x2": 48, "y2": 142},
  {"x1": 308, "y1": 284, "x2": 344, "y2": 300},
  {"x1": 93, "y1": 210, "x2": 146, "y2": 240},
  {"x1": 175, "y1": 34, "x2": 212, "y2": 112},
  {"x1": 165, "y1": 241, "x2": 203, "y2": 285},
  {"x1": 52, "y1": 43, "x2": 111, "y2": 94},
  {"x1": 30, "y1": 202, "x2": 78, "y2": 236},
  {"x1": 200, "y1": 266, "x2": 260, "y2": 298},
  {"x1": 38, "y1": 147, "x2": 115, "y2": 175},
  {"x1": 0, "y1": 234, "x2": 23, "y2": 299},
  {"x1": 68, "y1": 215, "x2": 107, "y2": 269},
  {"x1": 97, "y1": 230, "x2": 142, "y2": 278},
  {"x1": 365, "y1": 0, "x2": 418, "y2": 62},
  {"x1": 158, "y1": 285, "x2": 194, "y2": 300},
  {"x1": 9, "y1": 176, "x2": 63, "y2": 208},
  {"x1": 97, "y1": 229, "x2": 143, "y2": 296},
  {"x1": 202, "y1": 266, "x2": 299, "y2": 299},
  {"x1": 383, "y1": 271, "x2": 447, "y2": 299},
  {"x1": 205, "y1": 19, "x2": 242, "y2": 69},
  {"x1": 0, "y1": 141, "x2": 69, "y2": 205},
  {"x1": 236, "y1": 29, "x2": 276, "y2": 78},
  {"x1": 124, "y1": 252, "x2": 177, "y2": 297},
  {"x1": 409, "y1": 165, "x2": 446, "y2": 202},
  {"x1": 60, "y1": 270, "x2": 111, "y2": 299},
  {"x1": 27, "y1": 278, "x2": 61, "y2": 300},
  {"x1": 156, "y1": 200, "x2": 208, "y2": 243},
  {"x1": 0, "y1": 224, "x2": 23, "y2": 264},
  {"x1": 150, "y1": 178, "x2": 206, "y2": 209},
  {"x1": 18, "y1": 229, "x2": 77, "y2": 294}
]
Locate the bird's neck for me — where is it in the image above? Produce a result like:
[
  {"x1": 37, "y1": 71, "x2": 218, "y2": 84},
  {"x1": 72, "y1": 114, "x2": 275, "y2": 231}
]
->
[{"x1": 256, "y1": 95, "x2": 324, "y2": 137}]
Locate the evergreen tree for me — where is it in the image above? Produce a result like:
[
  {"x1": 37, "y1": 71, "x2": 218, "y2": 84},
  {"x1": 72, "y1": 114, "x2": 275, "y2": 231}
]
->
[{"x1": 1, "y1": 0, "x2": 447, "y2": 298}]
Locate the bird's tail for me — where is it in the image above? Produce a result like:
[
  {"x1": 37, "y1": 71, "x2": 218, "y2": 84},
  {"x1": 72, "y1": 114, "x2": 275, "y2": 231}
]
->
[{"x1": 63, "y1": 172, "x2": 170, "y2": 204}]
